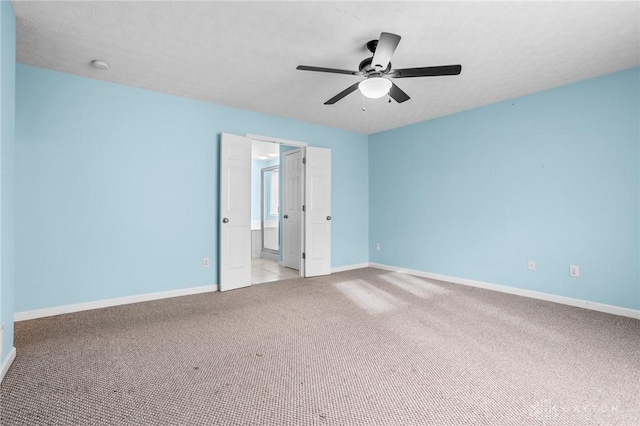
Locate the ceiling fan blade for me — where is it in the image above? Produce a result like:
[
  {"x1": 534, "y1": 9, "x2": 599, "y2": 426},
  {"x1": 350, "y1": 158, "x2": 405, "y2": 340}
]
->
[
  {"x1": 389, "y1": 82, "x2": 410, "y2": 103},
  {"x1": 371, "y1": 32, "x2": 401, "y2": 71},
  {"x1": 390, "y1": 65, "x2": 462, "y2": 78},
  {"x1": 297, "y1": 65, "x2": 361, "y2": 76},
  {"x1": 324, "y1": 82, "x2": 361, "y2": 105}
]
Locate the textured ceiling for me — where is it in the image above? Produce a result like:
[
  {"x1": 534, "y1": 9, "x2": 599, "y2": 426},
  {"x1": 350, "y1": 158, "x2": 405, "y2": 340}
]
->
[{"x1": 13, "y1": 1, "x2": 640, "y2": 135}]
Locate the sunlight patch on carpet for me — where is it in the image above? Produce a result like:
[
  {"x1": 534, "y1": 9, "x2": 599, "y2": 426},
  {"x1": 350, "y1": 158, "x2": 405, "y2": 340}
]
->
[
  {"x1": 379, "y1": 273, "x2": 450, "y2": 298},
  {"x1": 334, "y1": 279, "x2": 406, "y2": 315}
]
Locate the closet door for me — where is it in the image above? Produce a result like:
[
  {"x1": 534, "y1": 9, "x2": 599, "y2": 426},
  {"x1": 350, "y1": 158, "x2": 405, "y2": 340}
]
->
[
  {"x1": 304, "y1": 147, "x2": 331, "y2": 277},
  {"x1": 219, "y1": 133, "x2": 251, "y2": 291}
]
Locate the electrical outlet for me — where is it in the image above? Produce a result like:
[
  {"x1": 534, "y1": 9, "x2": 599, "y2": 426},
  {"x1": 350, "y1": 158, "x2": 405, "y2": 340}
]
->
[
  {"x1": 203, "y1": 257, "x2": 210, "y2": 267},
  {"x1": 375, "y1": 243, "x2": 381, "y2": 251},
  {"x1": 570, "y1": 265, "x2": 579, "y2": 277},
  {"x1": 528, "y1": 260, "x2": 536, "y2": 271}
]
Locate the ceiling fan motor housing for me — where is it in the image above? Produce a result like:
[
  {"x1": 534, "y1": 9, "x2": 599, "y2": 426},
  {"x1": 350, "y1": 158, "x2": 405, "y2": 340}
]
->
[
  {"x1": 359, "y1": 57, "x2": 391, "y2": 76},
  {"x1": 366, "y1": 39, "x2": 378, "y2": 53}
]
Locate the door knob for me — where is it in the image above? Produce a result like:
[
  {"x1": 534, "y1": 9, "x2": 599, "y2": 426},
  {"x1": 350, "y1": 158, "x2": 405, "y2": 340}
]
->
[
  {"x1": 283, "y1": 215, "x2": 288, "y2": 219},
  {"x1": 222, "y1": 218, "x2": 229, "y2": 223},
  {"x1": 326, "y1": 216, "x2": 332, "y2": 221}
]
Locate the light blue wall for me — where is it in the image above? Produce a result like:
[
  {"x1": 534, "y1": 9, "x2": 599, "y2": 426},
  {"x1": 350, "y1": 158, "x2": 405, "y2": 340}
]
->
[
  {"x1": 0, "y1": 0, "x2": 16, "y2": 363},
  {"x1": 369, "y1": 67, "x2": 640, "y2": 310},
  {"x1": 16, "y1": 64, "x2": 369, "y2": 312},
  {"x1": 14, "y1": 61, "x2": 639, "y2": 314}
]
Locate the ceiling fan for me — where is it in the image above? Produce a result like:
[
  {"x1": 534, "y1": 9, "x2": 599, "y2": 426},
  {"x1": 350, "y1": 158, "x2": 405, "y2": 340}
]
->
[{"x1": 297, "y1": 32, "x2": 462, "y2": 105}]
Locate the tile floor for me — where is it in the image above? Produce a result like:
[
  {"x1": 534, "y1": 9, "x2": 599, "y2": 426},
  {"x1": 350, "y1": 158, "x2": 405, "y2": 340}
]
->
[{"x1": 252, "y1": 257, "x2": 300, "y2": 284}]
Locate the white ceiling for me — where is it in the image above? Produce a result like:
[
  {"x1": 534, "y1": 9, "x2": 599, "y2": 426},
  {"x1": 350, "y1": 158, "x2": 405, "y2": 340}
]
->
[{"x1": 13, "y1": 1, "x2": 640, "y2": 135}]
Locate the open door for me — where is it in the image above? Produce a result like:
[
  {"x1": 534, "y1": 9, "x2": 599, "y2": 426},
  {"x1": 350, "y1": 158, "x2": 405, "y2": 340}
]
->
[
  {"x1": 304, "y1": 147, "x2": 331, "y2": 277},
  {"x1": 219, "y1": 133, "x2": 252, "y2": 291},
  {"x1": 283, "y1": 149, "x2": 302, "y2": 271}
]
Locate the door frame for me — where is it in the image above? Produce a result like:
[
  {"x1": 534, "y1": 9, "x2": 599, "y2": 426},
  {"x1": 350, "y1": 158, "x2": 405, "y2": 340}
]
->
[{"x1": 247, "y1": 134, "x2": 307, "y2": 278}]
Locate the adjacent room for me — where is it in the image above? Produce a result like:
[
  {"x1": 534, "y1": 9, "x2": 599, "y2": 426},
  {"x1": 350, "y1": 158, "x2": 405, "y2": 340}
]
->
[{"x1": 0, "y1": 1, "x2": 638, "y2": 425}]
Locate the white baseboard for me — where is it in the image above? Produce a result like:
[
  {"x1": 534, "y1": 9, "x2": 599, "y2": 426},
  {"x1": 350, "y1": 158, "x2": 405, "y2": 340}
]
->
[
  {"x1": 369, "y1": 263, "x2": 640, "y2": 320},
  {"x1": 14, "y1": 264, "x2": 637, "y2": 322},
  {"x1": 0, "y1": 347, "x2": 16, "y2": 383},
  {"x1": 332, "y1": 263, "x2": 370, "y2": 273},
  {"x1": 15, "y1": 284, "x2": 218, "y2": 322}
]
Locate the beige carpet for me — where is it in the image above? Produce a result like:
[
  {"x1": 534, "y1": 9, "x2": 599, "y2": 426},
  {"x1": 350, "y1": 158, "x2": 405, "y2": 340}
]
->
[{"x1": 2, "y1": 267, "x2": 639, "y2": 425}]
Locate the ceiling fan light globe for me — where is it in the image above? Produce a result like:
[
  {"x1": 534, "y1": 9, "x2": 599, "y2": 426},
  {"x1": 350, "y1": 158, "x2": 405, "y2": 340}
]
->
[{"x1": 358, "y1": 77, "x2": 392, "y2": 99}]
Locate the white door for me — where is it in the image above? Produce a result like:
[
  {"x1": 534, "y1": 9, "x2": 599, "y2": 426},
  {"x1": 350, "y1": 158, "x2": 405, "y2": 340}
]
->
[
  {"x1": 283, "y1": 149, "x2": 302, "y2": 271},
  {"x1": 220, "y1": 133, "x2": 252, "y2": 291},
  {"x1": 304, "y1": 147, "x2": 332, "y2": 277}
]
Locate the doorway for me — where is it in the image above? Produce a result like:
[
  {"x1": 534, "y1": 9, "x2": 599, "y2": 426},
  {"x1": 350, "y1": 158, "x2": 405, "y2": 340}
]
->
[
  {"x1": 250, "y1": 140, "x2": 302, "y2": 284},
  {"x1": 219, "y1": 132, "x2": 332, "y2": 292}
]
